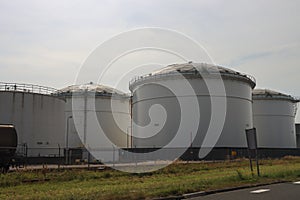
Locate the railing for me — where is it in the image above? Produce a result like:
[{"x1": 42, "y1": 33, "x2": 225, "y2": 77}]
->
[
  {"x1": 253, "y1": 93, "x2": 300, "y2": 103},
  {"x1": 295, "y1": 96, "x2": 300, "y2": 102},
  {"x1": 0, "y1": 82, "x2": 58, "y2": 95},
  {"x1": 129, "y1": 70, "x2": 256, "y2": 88}
]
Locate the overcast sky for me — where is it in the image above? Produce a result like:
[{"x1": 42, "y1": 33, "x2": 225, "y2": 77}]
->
[{"x1": 0, "y1": 0, "x2": 300, "y2": 121}]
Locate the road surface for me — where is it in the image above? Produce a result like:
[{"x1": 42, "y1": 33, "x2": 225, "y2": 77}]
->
[{"x1": 190, "y1": 182, "x2": 300, "y2": 200}]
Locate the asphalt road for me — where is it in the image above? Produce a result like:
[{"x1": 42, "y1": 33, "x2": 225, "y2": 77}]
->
[{"x1": 190, "y1": 182, "x2": 300, "y2": 200}]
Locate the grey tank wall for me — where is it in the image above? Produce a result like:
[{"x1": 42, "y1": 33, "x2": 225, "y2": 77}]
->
[
  {"x1": 0, "y1": 91, "x2": 66, "y2": 156},
  {"x1": 64, "y1": 96, "x2": 84, "y2": 149},
  {"x1": 66, "y1": 94, "x2": 131, "y2": 149},
  {"x1": 131, "y1": 77, "x2": 253, "y2": 148},
  {"x1": 253, "y1": 99, "x2": 297, "y2": 148}
]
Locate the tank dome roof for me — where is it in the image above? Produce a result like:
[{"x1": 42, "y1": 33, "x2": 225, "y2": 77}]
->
[
  {"x1": 253, "y1": 89, "x2": 299, "y2": 102},
  {"x1": 130, "y1": 62, "x2": 256, "y2": 89},
  {"x1": 58, "y1": 83, "x2": 127, "y2": 97},
  {"x1": 152, "y1": 63, "x2": 238, "y2": 75}
]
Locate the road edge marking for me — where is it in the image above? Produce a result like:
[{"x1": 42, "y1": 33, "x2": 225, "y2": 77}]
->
[{"x1": 250, "y1": 189, "x2": 270, "y2": 194}]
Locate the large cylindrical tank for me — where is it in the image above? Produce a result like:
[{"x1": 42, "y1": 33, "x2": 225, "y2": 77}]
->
[
  {"x1": 0, "y1": 83, "x2": 65, "y2": 157},
  {"x1": 129, "y1": 63, "x2": 256, "y2": 148},
  {"x1": 58, "y1": 83, "x2": 131, "y2": 151},
  {"x1": 253, "y1": 89, "x2": 299, "y2": 148}
]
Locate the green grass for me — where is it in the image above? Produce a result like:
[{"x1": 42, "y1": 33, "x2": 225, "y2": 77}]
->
[{"x1": 0, "y1": 157, "x2": 300, "y2": 200}]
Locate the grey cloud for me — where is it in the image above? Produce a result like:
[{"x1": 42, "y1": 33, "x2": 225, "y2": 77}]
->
[{"x1": 0, "y1": 0, "x2": 300, "y2": 121}]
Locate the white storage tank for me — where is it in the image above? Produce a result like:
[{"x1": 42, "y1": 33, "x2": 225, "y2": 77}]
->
[
  {"x1": 129, "y1": 63, "x2": 256, "y2": 149},
  {"x1": 58, "y1": 83, "x2": 131, "y2": 151},
  {"x1": 253, "y1": 89, "x2": 299, "y2": 148},
  {"x1": 0, "y1": 82, "x2": 65, "y2": 157}
]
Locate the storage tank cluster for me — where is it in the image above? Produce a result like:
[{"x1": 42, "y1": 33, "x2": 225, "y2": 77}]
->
[
  {"x1": 0, "y1": 82, "x2": 131, "y2": 161},
  {"x1": 129, "y1": 63, "x2": 299, "y2": 153},
  {"x1": 0, "y1": 62, "x2": 299, "y2": 163}
]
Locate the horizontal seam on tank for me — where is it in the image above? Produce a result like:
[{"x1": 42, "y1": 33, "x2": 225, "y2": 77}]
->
[
  {"x1": 70, "y1": 110, "x2": 129, "y2": 114},
  {"x1": 253, "y1": 114, "x2": 296, "y2": 117},
  {"x1": 253, "y1": 98, "x2": 297, "y2": 102},
  {"x1": 132, "y1": 95, "x2": 252, "y2": 104}
]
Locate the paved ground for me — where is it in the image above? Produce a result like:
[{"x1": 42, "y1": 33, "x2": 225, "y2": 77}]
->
[{"x1": 190, "y1": 182, "x2": 300, "y2": 200}]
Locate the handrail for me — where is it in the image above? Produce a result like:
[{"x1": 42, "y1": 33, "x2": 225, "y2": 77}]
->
[
  {"x1": 253, "y1": 94, "x2": 300, "y2": 103},
  {"x1": 0, "y1": 82, "x2": 57, "y2": 95},
  {"x1": 129, "y1": 71, "x2": 256, "y2": 87}
]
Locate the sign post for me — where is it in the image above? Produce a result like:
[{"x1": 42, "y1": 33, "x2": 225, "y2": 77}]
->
[{"x1": 245, "y1": 128, "x2": 260, "y2": 176}]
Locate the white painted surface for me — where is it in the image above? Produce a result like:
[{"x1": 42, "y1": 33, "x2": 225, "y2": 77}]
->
[
  {"x1": 63, "y1": 89, "x2": 131, "y2": 150},
  {"x1": 130, "y1": 65, "x2": 255, "y2": 148},
  {"x1": 250, "y1": 189, "x2": 270, "y2": 194},
  {"x1": 253, "y1": 98, "x2": 297, "y2": 148}
]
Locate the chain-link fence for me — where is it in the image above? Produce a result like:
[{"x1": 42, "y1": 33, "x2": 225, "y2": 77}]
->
[{"x1": 10, "y1": 145, "x2": 300, "y2": 169}]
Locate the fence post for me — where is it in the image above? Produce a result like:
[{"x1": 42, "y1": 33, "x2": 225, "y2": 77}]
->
[
  {"x1": 134, "y1": 147, "x2": 137, "y2": 167},
  {"x1": 65, "y1": 148, "x2": 68, "y2": 165},
  {"x1": 58, "y1": 144, "x2": 61, "y2": 169},
  {"x1": 112, "y1": 146, "x2": 115, "y2": 167},
  {"x1": 88, "y1": 151, "x2": 90, "y2": 169},
  {"x1": 25, "y1": 143, "x2": 28, "y2": 168},
  {"x1": 69, "y1": 149, "x2": 72, "y2": 165}
]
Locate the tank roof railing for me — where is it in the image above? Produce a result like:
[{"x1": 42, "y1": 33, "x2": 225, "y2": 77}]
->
[
  {"x1": 58, "y1": 91, "x2": 130, "y2": 98},
  {"x1": 253, "y1": 94, "x2": 300, "y2": 103},
  {"x1": 129, "y1": 70, "x2": 256, "y2": 87},
  {"x1": 294, "y1": 96, "x2": 300, "y2": 102},
  {"x1": 0, "y1": 82, "x2": 58, "y2": 95}
]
